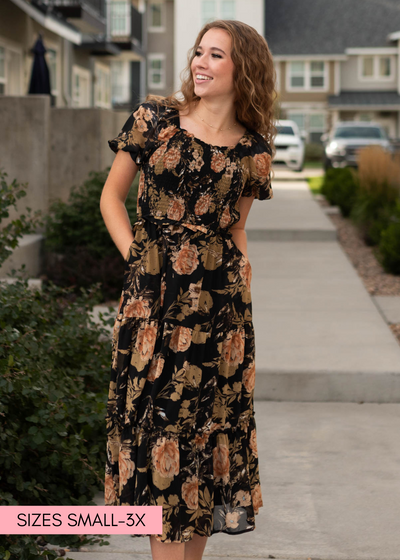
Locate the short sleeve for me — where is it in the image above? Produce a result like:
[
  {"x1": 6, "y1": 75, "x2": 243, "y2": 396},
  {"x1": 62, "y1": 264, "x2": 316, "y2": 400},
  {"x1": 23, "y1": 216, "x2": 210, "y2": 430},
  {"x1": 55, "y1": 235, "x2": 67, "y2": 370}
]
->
[
  {"x1": 241, "y1": 138, "x2": 273, "y2": 200},
  {"x1": 108, "y1": 102, "x2": 159, "y2": 168}
]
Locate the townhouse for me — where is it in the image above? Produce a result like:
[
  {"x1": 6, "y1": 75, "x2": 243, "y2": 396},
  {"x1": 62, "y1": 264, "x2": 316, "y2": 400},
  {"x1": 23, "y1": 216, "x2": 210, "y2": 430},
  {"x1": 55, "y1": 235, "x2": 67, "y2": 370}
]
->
[{"x1": 265, "y1": 0, "x2": 400, "y2": 142}]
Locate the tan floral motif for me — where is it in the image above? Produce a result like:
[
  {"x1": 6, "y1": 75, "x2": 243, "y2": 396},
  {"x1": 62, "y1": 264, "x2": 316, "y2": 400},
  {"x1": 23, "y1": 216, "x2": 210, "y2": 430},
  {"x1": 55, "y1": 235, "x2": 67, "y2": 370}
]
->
[
  {"x1": 147, "y1": 354, "x2": 165, "y2": 382},
  {"x1": 152, "y1": 437, "x2": 180, "y2": 478},
  {"x1": 188, "y1": 150, "x2": 204, "y2": 172},
  {"x1": 243, "y1": 361, "x2": 256, "y2": 393},
  {"x1": 149, "y1": 144, "x2": 167, "y2": 166},
  {"x1": 119, "y1": 447, "x2": 135, "y2": 489},
  {"x1": 254, "y1": 152, "x2": 271, "y2": 177},
  {"x1": 169, "y1": 326, "x2": 192, "y2": 353},
  {"x1": 251, "y1": 483, "x2": 263, "y2": 514},
  {"x1": 249, "y1": 429, "x2": 258, "y2": 458},
  {"x1": 194, "y1": 432, "x2": 210, "y2": 450},
  {"x1": 225, "y1": 511, "x2": 240, "y2": 529},
  {"x1": 167, "y1": 197, "x2": 185, "y2": 221},
  {"x1": 189, "y1": 281, "x2": 202, "y2": 310},
  {"x1": 135, "y1": 323, "x2": 157, "y2": 361},
  {"x1": 138, "y1": 171, "x2": 145, "y2": 199},
  {"x1": 133, "y1": 105, "x2": 153, "y2": 133},
  {"x1": 239, "y1": 256, "x2": 252, "y2": 289},
  {"x1": 234, "y1": 489, "x2": 251, "y2": 507},
  {"x1": 211, "y1": 152, "x2": 226, "y2": 173},
  {"x1": 163, "y1": 146, "x2": 181, "y2": 170},
  {"x1": 158, "y1": 125, "x2": 178, "y2": 142},
  {"x1": 221, "y1": 330, "x2": 245, "y2": 366},
  {"x1": 213, "y1": 442, "x2": 230, "y2": 484},
  {"x1": 182, "y1": 475, "x2": 199, "y2": 510},
  {"x1": 125, "y1": 296, "x2": 151, "y2": 319},
  {"x1": 171, "y1": 241, "x2": 199, "y2": 275},
  {"x1": 219, "y1": 206, "x2": 231, "y2": 229},
  {"x1": 104, "y1": 471, "x2": 117, "y2": 504},
  {"x1": 225, "y1": 160, "x2": 238, "y2": 179},
  {"x1": 194, "y1": 194, "x2": 211, "y2": 216},
  {"x1": 160, "y1": 277, "x2": 166, "y2": 307}
]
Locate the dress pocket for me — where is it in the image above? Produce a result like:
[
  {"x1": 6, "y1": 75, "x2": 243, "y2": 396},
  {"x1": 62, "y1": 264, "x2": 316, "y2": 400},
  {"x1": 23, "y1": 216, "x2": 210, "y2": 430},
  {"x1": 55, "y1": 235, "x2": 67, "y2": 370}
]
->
[{"x1": 230, "y1": 240, "x2": 252, "y2": 270}]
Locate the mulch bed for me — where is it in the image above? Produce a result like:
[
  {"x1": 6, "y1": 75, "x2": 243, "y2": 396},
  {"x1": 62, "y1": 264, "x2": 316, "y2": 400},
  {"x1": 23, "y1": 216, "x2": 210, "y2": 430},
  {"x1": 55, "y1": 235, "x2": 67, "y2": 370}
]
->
[{"x1": 315, "y1": 195, "x2": 400, "y2": 346}]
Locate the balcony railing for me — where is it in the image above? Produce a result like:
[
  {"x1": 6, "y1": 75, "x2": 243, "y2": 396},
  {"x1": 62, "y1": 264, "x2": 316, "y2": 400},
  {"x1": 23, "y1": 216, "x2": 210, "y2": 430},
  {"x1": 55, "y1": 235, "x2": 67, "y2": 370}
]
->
[{"x1": 50, "y1": 0, "x2": 106, "y2": 18}]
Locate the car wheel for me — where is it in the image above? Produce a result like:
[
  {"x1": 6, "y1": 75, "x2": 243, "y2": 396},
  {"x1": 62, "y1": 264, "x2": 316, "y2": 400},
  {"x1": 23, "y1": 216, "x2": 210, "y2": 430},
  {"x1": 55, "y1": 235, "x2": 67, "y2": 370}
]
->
[{"x1": 294, "y1": 163, "x2": 304, "y2": 172}]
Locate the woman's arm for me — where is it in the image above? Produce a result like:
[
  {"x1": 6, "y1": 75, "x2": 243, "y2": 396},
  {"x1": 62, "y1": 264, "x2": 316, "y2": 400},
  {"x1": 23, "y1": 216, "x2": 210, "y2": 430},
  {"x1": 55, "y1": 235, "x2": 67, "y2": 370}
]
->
[
  {"x1": 228, "y1": 195, "x2": 255, "y2": 260},
  {"x1": 100, "y1": 150, "x2": 139, "y2": 259}
]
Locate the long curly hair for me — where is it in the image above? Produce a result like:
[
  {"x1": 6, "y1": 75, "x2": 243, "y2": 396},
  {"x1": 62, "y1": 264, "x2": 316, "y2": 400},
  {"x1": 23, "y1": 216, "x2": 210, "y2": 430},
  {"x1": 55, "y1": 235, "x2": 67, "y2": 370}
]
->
[{"x1": 146, "y1": 20, "x2": 278, "y2": 152}]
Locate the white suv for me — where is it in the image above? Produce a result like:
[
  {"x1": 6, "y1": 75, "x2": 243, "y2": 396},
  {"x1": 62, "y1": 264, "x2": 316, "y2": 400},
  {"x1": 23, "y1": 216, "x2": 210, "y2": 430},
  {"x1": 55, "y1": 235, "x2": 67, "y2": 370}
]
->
[{"x1": 273, "y1": 120, "x2": 305, "y2": 172}]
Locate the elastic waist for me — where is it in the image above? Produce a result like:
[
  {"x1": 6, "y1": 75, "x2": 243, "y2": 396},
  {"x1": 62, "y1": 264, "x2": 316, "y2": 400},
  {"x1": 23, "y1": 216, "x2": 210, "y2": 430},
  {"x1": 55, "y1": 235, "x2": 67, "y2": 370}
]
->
[{"x1": 135, "y1": 215, "x2": 229, "y2": 236}]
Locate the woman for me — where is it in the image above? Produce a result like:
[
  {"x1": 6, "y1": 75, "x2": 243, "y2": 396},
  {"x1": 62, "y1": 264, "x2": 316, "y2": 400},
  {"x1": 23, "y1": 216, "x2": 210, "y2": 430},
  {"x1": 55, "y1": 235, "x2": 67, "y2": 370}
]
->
[{"x1": 100, "y1": 19, "x2": 276, "y2": 560}]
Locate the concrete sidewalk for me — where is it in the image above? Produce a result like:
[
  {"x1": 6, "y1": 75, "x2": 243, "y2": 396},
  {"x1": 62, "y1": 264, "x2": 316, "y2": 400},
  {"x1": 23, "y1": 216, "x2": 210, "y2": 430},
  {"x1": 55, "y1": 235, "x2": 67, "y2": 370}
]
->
[
  {"x1": 249, "y1": 179, "x2": 400, "y2": 403},
  {"x1": 64, "y1": 401, "x2": 400, "y2": 560}
]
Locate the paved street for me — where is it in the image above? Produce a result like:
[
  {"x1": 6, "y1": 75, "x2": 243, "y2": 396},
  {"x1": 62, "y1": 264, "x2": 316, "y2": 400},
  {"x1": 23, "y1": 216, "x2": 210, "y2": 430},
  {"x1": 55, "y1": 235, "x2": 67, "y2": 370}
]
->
[{"x1": 79, "y1": 168, "x2": 400, "y2": 560}]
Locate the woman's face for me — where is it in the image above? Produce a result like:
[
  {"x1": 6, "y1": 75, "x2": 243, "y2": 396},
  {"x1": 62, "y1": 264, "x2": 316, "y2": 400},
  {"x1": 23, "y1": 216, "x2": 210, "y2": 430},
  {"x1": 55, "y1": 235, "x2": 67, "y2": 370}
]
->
[{"x1": 191, "y1": 28, "x2": 236, "y2": 101}]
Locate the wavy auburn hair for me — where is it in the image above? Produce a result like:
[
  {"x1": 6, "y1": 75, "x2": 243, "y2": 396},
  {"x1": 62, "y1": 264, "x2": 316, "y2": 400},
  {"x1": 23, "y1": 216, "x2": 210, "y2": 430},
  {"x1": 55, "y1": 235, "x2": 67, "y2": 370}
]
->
[{"x1": 147, "y1": 20, "x2": 278, "y2": 152}]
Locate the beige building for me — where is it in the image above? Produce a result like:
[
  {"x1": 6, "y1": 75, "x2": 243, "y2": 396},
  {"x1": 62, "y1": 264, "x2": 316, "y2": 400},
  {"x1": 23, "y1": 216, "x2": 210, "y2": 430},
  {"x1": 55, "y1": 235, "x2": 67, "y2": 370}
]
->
[{"x1": 145, "y1": 0, "x2": 174, "y2": 98}]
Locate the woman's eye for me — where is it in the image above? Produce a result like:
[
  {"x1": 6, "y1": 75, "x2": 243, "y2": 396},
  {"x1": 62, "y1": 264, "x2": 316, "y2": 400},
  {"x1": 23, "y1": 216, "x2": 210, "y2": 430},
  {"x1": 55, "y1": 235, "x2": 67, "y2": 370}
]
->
[
  {"x1": 212, "y1": 54, "x2": 222, "y2": 59},
  {"x1": 195, "y1": 51, "x2": 201, "y2": 57}
]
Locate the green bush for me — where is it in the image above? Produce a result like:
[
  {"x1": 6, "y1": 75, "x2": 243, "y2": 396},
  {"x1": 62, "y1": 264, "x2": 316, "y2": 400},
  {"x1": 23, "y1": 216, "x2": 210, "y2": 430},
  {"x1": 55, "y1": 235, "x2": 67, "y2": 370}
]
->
[
  {"x1": 44, "y1": 169, "x2": 139, "y2": 301},
  {"x1": 378, "y1": 203, "x2": 400, "y2": 274},
  {"x1": 321, "y1": 167, "x2": 360, "y2": 217},
  {"x1": 350, "y1": 191, "x2": 397, "y2": 246}
]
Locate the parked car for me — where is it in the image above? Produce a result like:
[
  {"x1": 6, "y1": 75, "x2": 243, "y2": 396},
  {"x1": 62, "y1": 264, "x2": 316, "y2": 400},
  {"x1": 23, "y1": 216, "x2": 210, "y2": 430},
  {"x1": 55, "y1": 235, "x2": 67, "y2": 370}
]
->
[
  {"x1": 274, "y1": 120, "x2": 306, "y2": 172},
  {"x1": 322, "y1": 122, "x2": 393, "y2": 171}
]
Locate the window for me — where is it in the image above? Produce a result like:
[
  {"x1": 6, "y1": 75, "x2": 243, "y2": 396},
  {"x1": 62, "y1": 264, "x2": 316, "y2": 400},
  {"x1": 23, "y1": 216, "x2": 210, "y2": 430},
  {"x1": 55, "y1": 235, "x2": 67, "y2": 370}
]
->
[
  {"x1": 46, "y1": 48, "x2": 58, "y2": 95},
  {"x1": 309, "y1": 113, "x2": 325, "y2": 143},
  {"x1": 288, "y1": 113, "x2": 306, "y2": 132},
  {"x1": 148, "y1": 54, "x2": 165, "y2": 89},
  {"x1": 111, "y1": 1, "x2": 130, "y2": 36},
  {"x1": 95, "y1": 63, "x2": 111, "y2": 108},
  {"x1": 201, "y1": 0, "x2": 235, "y2": 25},
  {"x1": 290, "y1": 62, "x2": 305, "y2": 88},
  {"x1": 148, "y1": 1, "x2": 165, "y2": 31},
  {"x1": 0, "y1": 43, "x2": 22, "y2": 95},
  {"x1": 72, "y1": 65, "x2": 91, "y2": 107},
  {"x1": 111, "y1": 60, "x2": 130, "y2": 103},
  {"x1": 287, "y1": 60, "x2": 327, "y2": 91},
  {"x1": 360, "y1": 55, "x2": 393, "y2": 80}
]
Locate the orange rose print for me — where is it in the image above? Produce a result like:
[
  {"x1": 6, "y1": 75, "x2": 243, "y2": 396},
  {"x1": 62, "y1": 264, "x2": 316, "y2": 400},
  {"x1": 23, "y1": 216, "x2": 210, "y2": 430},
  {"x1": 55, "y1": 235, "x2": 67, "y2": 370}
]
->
[
  {"x1": 147, "y1": 354, "x2": 165, "y2": 382},
  {"x1": 133, "y1": 105, "x2": 153, "y2": 133},
  {"x1": 182, "y1": 475, "x2": 199, "y2": 510},
  {"x1": 249, "y1": 429, "x2": 258, "y2": 458},
  {"x1": 239, "y1": 257, "x2": 252, "y2": 289},
  {"x1": 125, "y1": 296, "x2": 151, "y2": 319},
  {"x1": 167, "y1": 197, "x2": 185, "y2": 221},
  {"x1": 194, "y1": 194, "x2": 211, "y2": 216},
  {"x1": 152, "y1": 437, "x2": 180, "y2": 478},
  {"x1": 221, "y1": 330, "x2": 245, "y2": 366},
  {"x1": 213, "y1": 442, "x2": 230, "y2": 484},
  {"x1": 254, "y1": 152, "x2": 271, "y2": 177},
  {"x1": 211, "y1": 152, "x2": 226, "y2": 173},
  {"x1": 119, "y1": 447, "x2": 135, "y2": 489},
  {"x1": 169, "y1": 326, "x2": 192, "y2": 353},
  {"x1": 219, "y1": 206, "x2": 231, "y2": 228},
  {"x1": 158, "y1": 125, "x2": 178, "y2": 142},
  {"x1": 251, "y1": 483, "x2": 263, "y2": 514},
  {"x1": 225, "y1": 511, "x2": 240, "y2": 529},
  {"x1": 163, "y1": 146, "x2": 181, "y2": 170},
  {"x1": 194, "y1": 432, "x2": 210, "y2": 450},
  {"x1": 171, "y1": 241, "x2": 199, "y2": 275},
  {"x1": 149, "y1": 144, "x2": 167, "y2": 166},
  {"x1": 243, "y1": 360, "x2": 256, "y2": 393},
  {"x1": 135, "y1": 323, "x2": 157, "y2": 361},
  {"x1": 160, "y1": 278, "x2": 166, "y2": 307}
]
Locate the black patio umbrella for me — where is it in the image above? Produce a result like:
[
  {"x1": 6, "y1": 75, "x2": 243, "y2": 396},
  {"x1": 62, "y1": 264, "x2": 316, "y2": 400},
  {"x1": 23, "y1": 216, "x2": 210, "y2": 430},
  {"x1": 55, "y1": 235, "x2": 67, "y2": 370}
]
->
[{"x1": 28, "y1": 33, "x2": 51, "y2": 95}]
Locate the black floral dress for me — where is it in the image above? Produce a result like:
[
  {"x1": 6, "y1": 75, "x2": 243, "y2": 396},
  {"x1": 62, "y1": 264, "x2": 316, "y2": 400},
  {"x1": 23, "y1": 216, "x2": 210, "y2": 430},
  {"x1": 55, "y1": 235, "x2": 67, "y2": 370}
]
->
[{"x1": 104, "y1": 101, "x2": 273, "y2": 543}]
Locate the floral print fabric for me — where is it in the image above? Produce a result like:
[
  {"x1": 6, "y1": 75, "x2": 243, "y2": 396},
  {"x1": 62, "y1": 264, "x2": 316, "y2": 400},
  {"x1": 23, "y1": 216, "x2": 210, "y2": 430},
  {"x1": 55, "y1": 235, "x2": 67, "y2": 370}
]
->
[{"x1": 104, "y1": 102, "x2": 273, "y2": 543}]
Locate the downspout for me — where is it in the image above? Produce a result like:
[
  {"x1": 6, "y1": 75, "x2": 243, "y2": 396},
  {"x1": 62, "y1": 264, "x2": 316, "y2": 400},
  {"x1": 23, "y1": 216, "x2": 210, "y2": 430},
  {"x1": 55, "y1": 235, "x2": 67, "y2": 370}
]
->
[{"x1": 62, "y1": 37, "x2": 71, "y2": 106}]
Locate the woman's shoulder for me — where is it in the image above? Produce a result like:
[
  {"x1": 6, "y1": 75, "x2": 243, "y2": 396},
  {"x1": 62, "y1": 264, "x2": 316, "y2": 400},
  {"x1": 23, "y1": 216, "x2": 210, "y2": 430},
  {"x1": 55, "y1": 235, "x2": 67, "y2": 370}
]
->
[{"x1": 245, "y1": 129, "x2": 273, "y2": 156}]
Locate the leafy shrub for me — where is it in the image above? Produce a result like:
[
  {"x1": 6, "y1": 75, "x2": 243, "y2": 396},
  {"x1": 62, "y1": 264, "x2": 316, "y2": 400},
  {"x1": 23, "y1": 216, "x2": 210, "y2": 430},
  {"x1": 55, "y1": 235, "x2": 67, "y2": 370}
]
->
[
  {"x1": 321, "y1": 167, "x2": 360, "y2": 217},
  {"x1": 378, "y1": 202, "x2": 400, "y2": 274},
  {"x1": 0, "y1": 280, "x2": 113, "y2": 559},
  {"x1": 0, "y1": 169, "x2": 41, "y2": 267},
  {"x1": 44, "y1": 169, "x2": 139, "y2": 301}
]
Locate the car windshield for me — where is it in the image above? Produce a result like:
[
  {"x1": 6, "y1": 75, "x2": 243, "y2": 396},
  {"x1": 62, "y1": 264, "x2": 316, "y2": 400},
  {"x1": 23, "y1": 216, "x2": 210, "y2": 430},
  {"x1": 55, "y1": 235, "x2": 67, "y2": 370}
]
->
[
  {"x1": 276, "y1": 126, "x2": 295, "y2": 135},
  {"x1": 334, "y1": 126, "x2": 385, "y2": 139}
]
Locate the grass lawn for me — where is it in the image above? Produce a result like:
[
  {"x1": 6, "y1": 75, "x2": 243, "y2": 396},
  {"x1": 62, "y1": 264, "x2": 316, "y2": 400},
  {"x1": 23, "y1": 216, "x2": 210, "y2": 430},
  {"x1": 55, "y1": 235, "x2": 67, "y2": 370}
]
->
[
  {"x1": 304, "y1": 160, "x2": 324, "y2": 169},
  {"x1": 307, "y1": 175, "x2": 324, "y2": 195}
]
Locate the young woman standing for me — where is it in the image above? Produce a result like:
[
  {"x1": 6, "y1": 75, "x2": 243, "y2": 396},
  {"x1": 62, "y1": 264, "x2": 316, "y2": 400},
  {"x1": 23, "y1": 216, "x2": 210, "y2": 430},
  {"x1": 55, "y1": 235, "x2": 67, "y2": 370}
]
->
[{"x1": 100, "y1": 19, "x2": 276, "y2": 560}]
